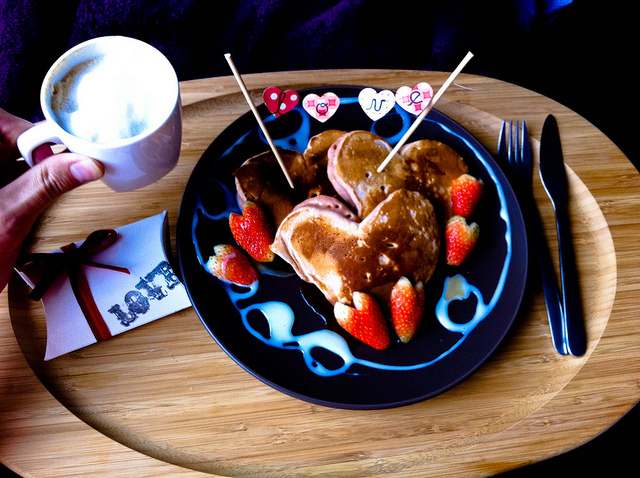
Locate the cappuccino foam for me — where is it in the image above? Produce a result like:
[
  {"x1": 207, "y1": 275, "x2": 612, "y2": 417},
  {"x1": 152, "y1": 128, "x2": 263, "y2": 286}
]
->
[{"x1": 50, "y1": 50, "x2": 169, "y2": 143}]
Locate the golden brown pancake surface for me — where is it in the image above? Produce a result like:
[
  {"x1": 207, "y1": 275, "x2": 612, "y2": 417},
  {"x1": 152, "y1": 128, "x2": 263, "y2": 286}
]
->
[
  {"x1": 234, "y1": 144, "x2": 339, "y2": 227},
  {"x1": 271, "y1": 189, "x2": 440, "y2": 306},
  {"x1": 327, "y1": 131, "x2": 468, "y2": 219}
]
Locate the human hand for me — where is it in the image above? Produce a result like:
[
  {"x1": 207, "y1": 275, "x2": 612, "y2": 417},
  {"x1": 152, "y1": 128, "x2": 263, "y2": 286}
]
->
[{"x1": 0, "y1": 108, "x2": 104, "y2": 292}]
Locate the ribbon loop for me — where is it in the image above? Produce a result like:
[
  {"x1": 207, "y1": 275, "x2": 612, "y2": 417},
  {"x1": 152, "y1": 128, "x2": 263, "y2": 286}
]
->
[
  {"x1": 15, "y1": 229, "x2": 130, "y2": 341},
  {"x1": 76, "y1": 229, "x2": 119, "y2": 255}
]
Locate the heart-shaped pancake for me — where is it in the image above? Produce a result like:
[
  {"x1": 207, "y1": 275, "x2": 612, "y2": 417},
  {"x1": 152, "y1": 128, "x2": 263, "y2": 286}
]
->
[
  {"x1": 234, "y1": 131, "x2": 344, "y2": 227},
  {"x1": 234, "y1": 129, "x2": 344, "y2": 227},
  {"x1": 271, "y1": 189, "x2": 440, "y2": 306},
  {"x1": 399, "y1": 139, "x2": 470, "y2": 217},
  {"x1": 327, "y1": 131, "x2": 468, "y2": 218}
]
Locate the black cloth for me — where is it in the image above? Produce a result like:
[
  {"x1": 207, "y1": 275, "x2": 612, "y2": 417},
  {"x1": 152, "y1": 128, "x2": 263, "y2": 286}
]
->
[{"x1": 1, "y1": 0, "x2": 568, "y2": 122}]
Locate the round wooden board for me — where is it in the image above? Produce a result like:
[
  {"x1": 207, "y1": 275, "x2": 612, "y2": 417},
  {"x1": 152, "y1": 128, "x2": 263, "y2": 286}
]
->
[{"x1": 3, "y1": 71, "x2": 638, "y2": 477}]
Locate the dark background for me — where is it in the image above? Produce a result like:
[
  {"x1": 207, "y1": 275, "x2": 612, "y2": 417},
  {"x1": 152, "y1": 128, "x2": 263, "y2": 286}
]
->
[
  {"x1": 497, "y1": 1, "x2": 638, "y2": 476},
  {"x1": 1, "y1": 0, "x2": 637, "y2": 476}
]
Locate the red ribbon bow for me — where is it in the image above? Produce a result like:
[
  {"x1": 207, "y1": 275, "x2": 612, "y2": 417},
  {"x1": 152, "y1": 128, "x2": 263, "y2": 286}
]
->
[{"x1": 16, "y1": 229, "x2": 130, "y2": 341}]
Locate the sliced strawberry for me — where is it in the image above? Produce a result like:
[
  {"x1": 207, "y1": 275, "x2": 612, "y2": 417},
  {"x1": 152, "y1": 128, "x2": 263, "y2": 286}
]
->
[
  {"x1": 450, "y1": 173, "x2": 483, "y2": 218},
  {"x1": 229, "y1": 201, "x2": 275, "y2": 262},
  {"x1": 206, "y1": 244, "x2": 258, "y2": 286},
  {"x1": 445, "y1": 215, "x2": 480, "y2": 266},
  {"x1": 390, "y1": 277, "x2": 425, "y2": 343},
  {"x1": 334, "y1": 292, "x2": 390, "y2": 350}
]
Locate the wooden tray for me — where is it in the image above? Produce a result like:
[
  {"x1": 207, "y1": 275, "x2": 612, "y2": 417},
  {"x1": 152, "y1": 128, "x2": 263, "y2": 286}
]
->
[{"x1": 2, "y1": 70, "x2": 638, "y2": 477}]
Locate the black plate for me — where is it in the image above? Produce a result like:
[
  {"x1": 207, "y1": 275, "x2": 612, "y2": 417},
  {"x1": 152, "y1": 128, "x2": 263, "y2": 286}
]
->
[{"x1": 177, "y1": 86, "x2": 527, "y2": 409}]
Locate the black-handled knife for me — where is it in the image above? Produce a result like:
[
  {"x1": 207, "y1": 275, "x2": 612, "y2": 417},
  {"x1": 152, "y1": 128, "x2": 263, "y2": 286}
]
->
[{"x1": 539, "y1": 114, "x2": 586, "y2": 357}]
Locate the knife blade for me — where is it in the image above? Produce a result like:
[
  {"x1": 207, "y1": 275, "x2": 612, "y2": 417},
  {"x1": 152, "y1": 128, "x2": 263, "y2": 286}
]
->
[{"x1": 539, "y1": 114, "x2": 586, "y2": 357}]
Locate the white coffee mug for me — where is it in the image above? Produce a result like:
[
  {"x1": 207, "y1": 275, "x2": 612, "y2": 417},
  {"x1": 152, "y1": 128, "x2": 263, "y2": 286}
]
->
[{"x1": 17, "y1": 36, "x2": 182, "y2": 192}]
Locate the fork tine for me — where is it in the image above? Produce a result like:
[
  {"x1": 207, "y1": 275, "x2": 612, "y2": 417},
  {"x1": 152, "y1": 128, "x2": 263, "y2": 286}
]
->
[
  {"x1": 521, "y1": 120, "x2": 531, "y2": 170},
  {"x1": 498, "y1": 120, "x2": 531, "y2": 177},
  {"x1": 509, "y1": 120, "x2": 518, "y2": 166},
  {"x1": 515, "y1": 120, "x2": 522, "y2": 166}
]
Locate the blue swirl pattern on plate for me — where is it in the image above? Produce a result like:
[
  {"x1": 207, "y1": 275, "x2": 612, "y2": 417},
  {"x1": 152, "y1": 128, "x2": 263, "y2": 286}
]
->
[{"x1": 177, "y1": 86, "x2": 527, "y2": 409}]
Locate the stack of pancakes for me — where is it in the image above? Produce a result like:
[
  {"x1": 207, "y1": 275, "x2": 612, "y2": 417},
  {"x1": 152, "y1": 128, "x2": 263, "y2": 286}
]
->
[{"x1": 234, "y1": 130, "x2": 468, "y2": 306}]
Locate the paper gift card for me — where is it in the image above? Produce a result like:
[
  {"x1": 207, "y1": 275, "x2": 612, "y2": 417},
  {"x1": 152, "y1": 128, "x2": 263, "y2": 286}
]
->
[{"x1": 16, "y1": 211, "x2": 192, "y2": 360}]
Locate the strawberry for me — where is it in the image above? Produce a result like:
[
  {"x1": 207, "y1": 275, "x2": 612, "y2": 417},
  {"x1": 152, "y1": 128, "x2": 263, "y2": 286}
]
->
[
  {"x1": 445, "y1": 215, "x2": 480, "y2": 266},
  {"x1": 390, "y1": 277, "x2": 425, "y2": 343},
  {"x1": 450, "y1": 173, "x2": 483, "y2": 217},
  {"x1": 229, "y1": 201, "x2": 275, "y2": 262},
  {"x1": 207, "y1": 244, "x2": 258, "y2": 286},
  {"x1": 334, "y1": 292, "x2": 390, "y2": 350}
]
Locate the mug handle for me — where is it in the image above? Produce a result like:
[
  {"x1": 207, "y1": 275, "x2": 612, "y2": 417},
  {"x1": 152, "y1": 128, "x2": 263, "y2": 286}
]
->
[{"x1": 17, "y1": 121, "x2": 63, "y2": 166}]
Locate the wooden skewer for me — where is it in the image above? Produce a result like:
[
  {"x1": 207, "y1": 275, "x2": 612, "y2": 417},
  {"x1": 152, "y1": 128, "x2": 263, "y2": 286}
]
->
[
  {"x1": 224, "y1": 53, "x2": 295, "y2": 189},
  {"x1": 377, "y1": 51, "x2": 474, "y2": 173}
]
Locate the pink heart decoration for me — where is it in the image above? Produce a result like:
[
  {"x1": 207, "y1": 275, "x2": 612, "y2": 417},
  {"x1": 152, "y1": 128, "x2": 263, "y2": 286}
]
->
[
  {"x1": 302, "y1": 93, "x2": 341, "y2": 123},
  {"x1": 395, "y1": 82, "x2": 434, "y2": 115},
  {"x1": 358, "y1": 88, "x2": 396, "y2": 121},
  {"x1": 263, "y1": 87, "x2": 299, "y2": 117}
]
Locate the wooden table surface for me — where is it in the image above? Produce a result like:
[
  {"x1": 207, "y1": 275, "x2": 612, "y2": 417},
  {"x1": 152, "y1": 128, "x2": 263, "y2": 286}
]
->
[{"x1": 2, "y1": 70, "x2": 639, "y2": 477}]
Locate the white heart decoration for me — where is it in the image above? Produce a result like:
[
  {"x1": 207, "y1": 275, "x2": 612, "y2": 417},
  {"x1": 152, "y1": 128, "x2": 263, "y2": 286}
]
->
[
  {"x1": 358, "y1": 88, "x2": 396, "y2": 121},
  {"x1": 302, "y1": 93, "x2": 341, "y2": 122},
  {"x1": 395, "y1": 82, "x2": 433, "y2": 115}
]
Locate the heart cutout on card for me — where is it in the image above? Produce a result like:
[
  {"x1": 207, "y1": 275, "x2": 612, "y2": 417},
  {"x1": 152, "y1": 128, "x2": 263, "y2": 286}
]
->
[
  {"x1": 395, "y1": 83, "x2": 433, "y2": 115},
  {"x1": 302, "y1": 92, "x2": 341, "y2": 122},
  {"x1": 263, "y1": 87, "x2": 299, "y2": 117},
  {"x1": 358, "y1": 88, "x2": 396, "y2": 121}
]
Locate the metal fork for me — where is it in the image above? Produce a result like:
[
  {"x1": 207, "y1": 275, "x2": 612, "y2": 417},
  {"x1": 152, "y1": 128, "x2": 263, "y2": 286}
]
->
[{"x1": 498, "y1": 121, "x2": 568, "y2": 355}]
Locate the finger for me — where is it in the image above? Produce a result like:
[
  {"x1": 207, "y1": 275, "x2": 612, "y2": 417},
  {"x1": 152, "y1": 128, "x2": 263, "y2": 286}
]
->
[
  {"x1": 0, "y1": 153, "x2": 104, "y2": 229},
  {"x1": 0, "y1": 152, "x2": 101, "y2": 292},
  {"x1": 32, "y1": 143, "x2": 56, "y2": 163},
  {"x1": 0, "y1": 108, "x2": 34, "y2": 165},
  {"x1": 0, "y1": 108, "x2": 33, "y2": 145},
  {"x1": 0, "y1": 109, "x2": 55, "y2": 165}
]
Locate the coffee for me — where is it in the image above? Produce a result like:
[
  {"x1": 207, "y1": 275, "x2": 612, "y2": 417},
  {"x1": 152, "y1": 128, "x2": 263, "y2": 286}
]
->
[
  {"x1": 49, "y1": 45, "x2": 172, "y2": 144},
  {"x1": 19, "y1": 36, "x2": 181, "y2": 192}
]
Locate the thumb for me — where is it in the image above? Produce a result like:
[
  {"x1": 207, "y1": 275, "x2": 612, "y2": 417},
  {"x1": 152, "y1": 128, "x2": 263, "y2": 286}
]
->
[{"x1": 1, "y1": 153, "x2": 103, "y2": 229}]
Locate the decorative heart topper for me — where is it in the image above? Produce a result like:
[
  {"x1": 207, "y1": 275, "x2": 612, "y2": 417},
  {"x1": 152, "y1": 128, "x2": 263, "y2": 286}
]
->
[
  {"x1": 263, "y1": 87, "x2": 299, "y2": 117},
  {"x1": 302, "y1": 92, "x2": 341, "y2": 123},
  {"x1": 395, "y1": 82, "x2": 433, "y2": 115},
  {"x1": 358, "y1": 88, "x2": 396, "y2": 121}
]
